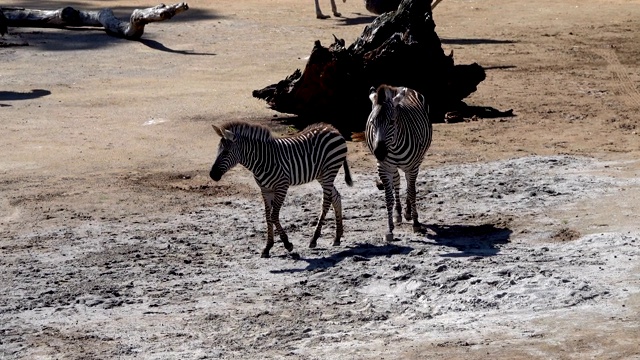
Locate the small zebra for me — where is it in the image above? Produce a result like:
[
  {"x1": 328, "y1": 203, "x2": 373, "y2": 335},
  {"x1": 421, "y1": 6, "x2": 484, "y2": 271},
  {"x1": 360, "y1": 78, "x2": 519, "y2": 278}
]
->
[
  {"x1": 210, "y1": 121, "x2": 353, "y2": 258},
  {"x1": 315, "y1": 0, "x2": 345, "y2": 19},
  {"x1": 365, "y1": 85, "x2": 432, "y2": 241}
]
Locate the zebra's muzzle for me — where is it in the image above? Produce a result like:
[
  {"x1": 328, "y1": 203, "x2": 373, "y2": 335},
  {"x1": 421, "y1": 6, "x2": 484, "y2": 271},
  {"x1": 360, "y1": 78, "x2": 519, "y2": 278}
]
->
[
  {"x1": 210, "y1": 167, "x2": 223, "y2": 181},
  {"x1": 374, "y1": 141, "x2": 388, "y2": 162}
]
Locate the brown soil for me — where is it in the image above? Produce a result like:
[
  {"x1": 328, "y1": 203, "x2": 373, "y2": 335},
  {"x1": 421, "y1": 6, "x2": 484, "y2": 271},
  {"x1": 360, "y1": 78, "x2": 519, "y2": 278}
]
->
[{"x1": 1, "y1": 0, "x2": 639, "y2": 358}]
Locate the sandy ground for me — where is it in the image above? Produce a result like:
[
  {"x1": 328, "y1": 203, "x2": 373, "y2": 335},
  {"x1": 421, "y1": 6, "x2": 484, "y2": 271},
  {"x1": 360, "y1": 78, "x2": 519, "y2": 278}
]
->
[{"x1": 1, "y1": 0, "x2": 640, "y2": 358}]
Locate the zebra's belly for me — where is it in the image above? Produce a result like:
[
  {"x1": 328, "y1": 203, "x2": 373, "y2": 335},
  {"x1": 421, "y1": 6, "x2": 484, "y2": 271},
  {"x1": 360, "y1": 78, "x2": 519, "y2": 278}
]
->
[
  {"x1": 382, "y1": 155, "x2": 423, "y2": 170},
  {"x1": 290, "y1": 169, "x2": 326, "y2": 186}
]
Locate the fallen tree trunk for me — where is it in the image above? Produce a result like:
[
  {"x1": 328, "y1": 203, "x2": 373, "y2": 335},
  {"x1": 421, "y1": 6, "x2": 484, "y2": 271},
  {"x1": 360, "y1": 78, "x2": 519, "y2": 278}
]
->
[
  {"x1": 1, "y1": 3, "x2": 189, "y2": 39},
  {"x1": 253, "y1": 0, "x2": 488, "y2": 133}
]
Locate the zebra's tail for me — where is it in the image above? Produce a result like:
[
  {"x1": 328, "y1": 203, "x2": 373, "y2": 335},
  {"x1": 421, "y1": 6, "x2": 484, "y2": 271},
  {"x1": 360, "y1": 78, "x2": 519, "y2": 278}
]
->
[{"x1": 343, "y1": 159, "x2": 353, "y2": 187}]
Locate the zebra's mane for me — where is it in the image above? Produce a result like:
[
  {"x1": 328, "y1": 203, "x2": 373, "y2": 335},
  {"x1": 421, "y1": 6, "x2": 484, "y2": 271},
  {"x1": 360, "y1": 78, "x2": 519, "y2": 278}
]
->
[
  {"x1": 298, "y1": 122, "x2": 338, "y2": 135},
  {"x1": 220, "y1": 121, "x2": 337, "y2": 141},
  {"x1": 219, "y1": 121, "x2": 274, "y2": 141}
]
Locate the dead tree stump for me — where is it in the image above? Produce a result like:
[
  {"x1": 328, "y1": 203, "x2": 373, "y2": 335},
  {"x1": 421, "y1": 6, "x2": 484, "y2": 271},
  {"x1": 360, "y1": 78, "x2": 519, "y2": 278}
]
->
[{"x1": 252, "y1": 0, "x2": 486, "y2": 133}]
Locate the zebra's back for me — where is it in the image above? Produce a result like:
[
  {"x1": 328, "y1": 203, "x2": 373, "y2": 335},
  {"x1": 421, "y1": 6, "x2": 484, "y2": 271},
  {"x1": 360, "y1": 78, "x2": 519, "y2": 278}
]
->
[
  {"x1": 276, "y1": 123, "x2": 348, "y2": 186},
  {"x1": 394, "y1": 89, "x2": 432, "y2": 167}
]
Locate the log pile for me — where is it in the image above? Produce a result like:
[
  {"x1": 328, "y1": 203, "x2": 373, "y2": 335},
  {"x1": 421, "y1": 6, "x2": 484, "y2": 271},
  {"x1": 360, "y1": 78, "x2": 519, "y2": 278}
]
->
[{"x1": 253, "y1": 0, "x2": 488, "y2": 133}]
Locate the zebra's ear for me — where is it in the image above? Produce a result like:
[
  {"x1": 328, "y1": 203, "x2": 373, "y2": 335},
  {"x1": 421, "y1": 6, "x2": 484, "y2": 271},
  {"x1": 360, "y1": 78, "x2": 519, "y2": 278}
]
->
[
  {"x1": 392, "y1": 87, "x2": 407, "y2": 107},
  {"x1": 212, "y1": 125, "x2": 223, "y2": 137},
  {"x1": 369, "y1": 87, "x2": 377, "y2": 104},
  {"x1": 222, "y1": 129, "x2": 236, "y2": 142}
]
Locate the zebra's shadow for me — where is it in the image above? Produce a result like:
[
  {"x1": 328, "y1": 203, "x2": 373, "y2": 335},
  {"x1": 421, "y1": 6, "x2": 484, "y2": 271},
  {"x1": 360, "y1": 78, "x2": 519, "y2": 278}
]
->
[
  {"x1": 270, "y1": 242, "x2": 413, "y2": 273},
  {"x1": 338, "y1": 14, "x2": 378, "y2": 26},
  {"x1": 412, "y1": 223, "x2": 512, "y2": 257},
  {"x1": 0, "y1": 89, "x2": 51, "y2": 101},
  {"x1": 137, "y1": 38, "x2": 216, "y2": 56}
]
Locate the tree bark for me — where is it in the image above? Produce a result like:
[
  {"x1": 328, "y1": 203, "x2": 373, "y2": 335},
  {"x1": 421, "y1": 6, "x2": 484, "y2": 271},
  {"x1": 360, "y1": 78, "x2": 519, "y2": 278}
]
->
[
  {"x1": 1, "y1": 3, "x2": 189, "y2": 39},
  {"x1": 365, "y1": 0, "x2": 444, "y2": 16},
  {"x1": 253, "y1": 0, "x2": 487, "y2": 133}
]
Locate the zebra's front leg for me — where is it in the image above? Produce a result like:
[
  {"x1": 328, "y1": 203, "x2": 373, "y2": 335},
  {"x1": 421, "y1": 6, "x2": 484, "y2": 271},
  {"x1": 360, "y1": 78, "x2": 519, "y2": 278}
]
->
[
  {"x1": 310, "y1": 185, "x2": 332, "y2": 248},
  {"x1": 392, "y1": 169, "x2": 403, "y2": 225},
  {"x1": 260, "y1": 189, "x2": 276, "y2": 258},
  {"x1": 271, "y1": 186, "x2": 293, "y2": 253},
  {"x1": 405, "y1": 168, "x2": 422, "y2": 232},
  {"x1": 378, "y1": 168, "x2": 396, "y2": 242}
]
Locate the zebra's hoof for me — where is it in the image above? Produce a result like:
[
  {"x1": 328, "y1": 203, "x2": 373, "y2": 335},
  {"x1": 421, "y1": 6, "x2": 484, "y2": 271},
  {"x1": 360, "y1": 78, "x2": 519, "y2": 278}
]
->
[
  {"x1": 404, "y1": 212, "x2": 412, "y2": 221},
  {"x1": 260, "y1": 251, "x2": 270, "y2": 258},
  {"x1": 309, "y1": 240, "x2": 317, "y2": 249},
  {"x1": 332, "y1": 239, "x2": 341, "y2": 246},
  {"x1": 316, "y1": 14, "x2": 330, "y2": 19},
  {"x1": 394, "y1": 215, "x2": 403, "y2": 224},
  {"x1": 385, "y1": 233, "x2": 394, "y2": 242},
  {"x1": 284, "y1": 242, "x2": 294, "y2": 252},
  {"x1": 413, "y1": 222, "x2": 424, "y2": 233}
]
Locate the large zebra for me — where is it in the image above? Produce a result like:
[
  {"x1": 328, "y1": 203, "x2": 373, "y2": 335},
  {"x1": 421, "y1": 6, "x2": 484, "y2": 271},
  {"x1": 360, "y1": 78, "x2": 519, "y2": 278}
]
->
[
  {"x1": 210, "y1": 121, "x2": 353, "y2": 258},
  {"x1": 365, "y1": 84, "x2": 432, "y2": 241}
]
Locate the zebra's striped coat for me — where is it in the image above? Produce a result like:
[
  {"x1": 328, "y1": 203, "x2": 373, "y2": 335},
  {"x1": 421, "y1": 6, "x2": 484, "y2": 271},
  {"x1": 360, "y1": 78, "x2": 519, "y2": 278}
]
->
[
  {"x1": 210, "y1": 121, "x2": 352, "y2": 258},
  {"x1": 365, "y1": 85, "x2": 432, "y2": 241}
]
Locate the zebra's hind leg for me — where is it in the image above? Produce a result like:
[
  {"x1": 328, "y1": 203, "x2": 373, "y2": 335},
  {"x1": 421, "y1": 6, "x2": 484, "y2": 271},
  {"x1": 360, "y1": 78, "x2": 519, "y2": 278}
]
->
[
  {"x1": 310, "y1": 183, "x2": 332, "y2": 248},
  {"x1": 331, "y1": 186, "x2": 344, "y2": 246},
  {"x1": 314, "y1": 0, "x2": 330, "y2": 18},
  {"x1": 405, "y1": 168, "x2": 422, "y2": 232},
  {"x1": 330, "y1": 0, "x2": 342, "y2": 17}
]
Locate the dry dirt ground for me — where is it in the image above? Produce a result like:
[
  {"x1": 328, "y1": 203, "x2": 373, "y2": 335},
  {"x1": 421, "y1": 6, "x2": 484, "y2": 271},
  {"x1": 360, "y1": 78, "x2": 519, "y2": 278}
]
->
[{"x1": 1, "y1": 0, "x2": 640, "y2": 359}]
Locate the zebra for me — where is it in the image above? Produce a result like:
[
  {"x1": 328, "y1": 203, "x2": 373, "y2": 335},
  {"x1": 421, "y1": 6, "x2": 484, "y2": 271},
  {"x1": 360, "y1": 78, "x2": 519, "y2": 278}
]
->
[
  {"x1": 210, "y1": 121, "x2": 353, "y2": 258},
  {"x1": 365, "y1": 84, "x2": 432, "y2": 242},
  {"x1": 315, "y1": 0, "x2": 345, "y2": 19}
]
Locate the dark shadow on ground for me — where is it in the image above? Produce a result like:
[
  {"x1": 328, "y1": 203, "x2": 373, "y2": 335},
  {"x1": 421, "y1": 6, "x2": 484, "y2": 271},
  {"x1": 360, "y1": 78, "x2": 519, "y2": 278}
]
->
[
  {"x1": 484, "y1": 65, "x2": 517, "y2": 70},
  {"x1": 270, "y1": 242, "x2": 413, "y2": 273},
  {"x1": 12, "y1": 26, "x2": 217, "y2": 53},
  {"x1": 441, "y1": 38, "x2": 516, "y2": 45},
  {"x1": 461, "y1": 105, "x2": 515, "y2": 119},
  {"x1": 0, "y1": 89, "x2": 51, "y2": 103},
  {"x1": 17, "y1": 29, "x2": 124, "y2": 51},
  {"x1": 413, "y1": 223, "x2": 512, "y2": 257},
  {"x1": 441, "y1": 101, "x2": 516, "y2": 123},
  {"x1": 137, "y1": 38, "x2": 215, "y2": 55},
  {"x1": 271, "y1": 101, "x2": 515, "y2": 134},
  {"x1": 338, "y1": 13, "x2": 377, "y2": 26}
]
